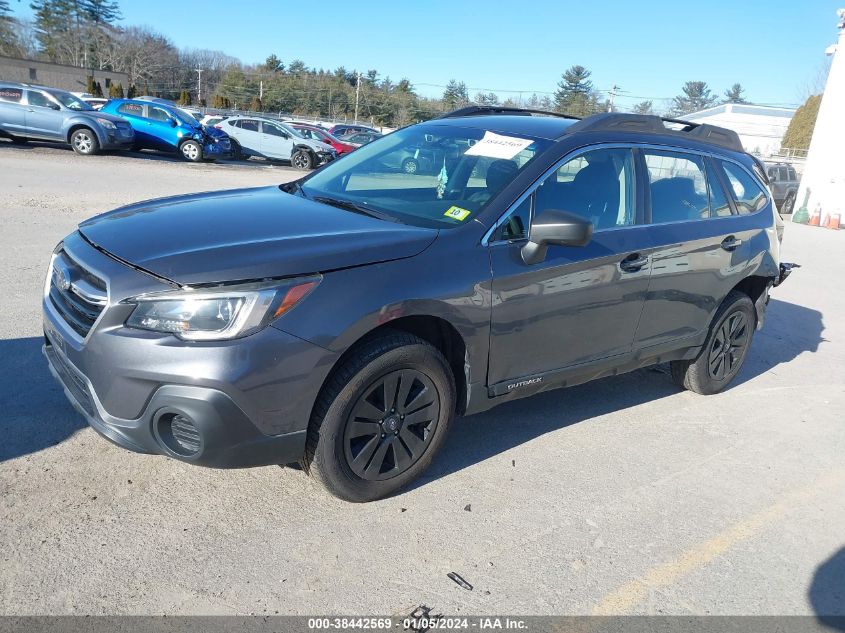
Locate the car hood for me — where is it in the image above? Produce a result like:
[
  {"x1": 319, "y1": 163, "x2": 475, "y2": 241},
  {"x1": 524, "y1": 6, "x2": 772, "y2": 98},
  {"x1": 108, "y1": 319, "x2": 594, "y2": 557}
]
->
[
  {"x1": 78, "y1": 110, "x2": 126, "y2": 124},
  {"x1": 78, "y1": 186, "x2": 438, "y2": 285}
]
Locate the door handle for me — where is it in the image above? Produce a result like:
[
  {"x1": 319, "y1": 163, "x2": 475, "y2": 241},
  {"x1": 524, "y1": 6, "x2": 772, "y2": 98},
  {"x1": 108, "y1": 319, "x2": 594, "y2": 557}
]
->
[
  {"x1": 721, "y1": 236, "x2": 743, "y2": 251},
  {"x1": 620, "y1": 253, "x2": 648, "y2": 272}
]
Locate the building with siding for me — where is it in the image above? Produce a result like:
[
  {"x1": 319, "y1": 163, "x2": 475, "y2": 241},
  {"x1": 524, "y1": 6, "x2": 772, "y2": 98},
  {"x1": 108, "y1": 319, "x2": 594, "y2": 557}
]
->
[
  {"x1": 681, "y1": 103, "x2": 796, "y2": 157},
  {"x1": 0, "y1": 55, "x2": 129, "y2": 93}
]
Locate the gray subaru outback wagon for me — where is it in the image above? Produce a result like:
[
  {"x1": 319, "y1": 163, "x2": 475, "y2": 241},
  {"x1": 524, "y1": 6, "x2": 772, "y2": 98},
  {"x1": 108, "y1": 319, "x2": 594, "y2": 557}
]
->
[{"x1": 43, "y1": 107, "x2": 793, "y2": 501}]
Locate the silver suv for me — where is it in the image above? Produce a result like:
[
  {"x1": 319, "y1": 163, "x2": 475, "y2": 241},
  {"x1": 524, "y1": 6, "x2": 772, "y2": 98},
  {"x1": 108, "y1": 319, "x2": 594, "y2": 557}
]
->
[{"x1": 0, "y1": 82, "x2": 134, "y2": 154}]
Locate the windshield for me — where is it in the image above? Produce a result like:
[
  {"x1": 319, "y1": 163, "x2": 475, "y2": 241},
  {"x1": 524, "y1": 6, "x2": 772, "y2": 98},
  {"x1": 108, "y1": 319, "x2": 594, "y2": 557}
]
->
[
  {"x1": 281, "y1": 123, "x2": 304, "y2": 138},
  {"x1": 300, "y1": 124, "x2": 550, "y2": 228},
  {"x1": 48, "y1": 90, "x2": 93, "y2": 111}
]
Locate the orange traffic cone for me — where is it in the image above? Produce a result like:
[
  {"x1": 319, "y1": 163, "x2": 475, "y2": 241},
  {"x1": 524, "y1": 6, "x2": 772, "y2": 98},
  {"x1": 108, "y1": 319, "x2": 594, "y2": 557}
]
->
[
  {"x1": 825, "y1": 213, "x2": 841, "y2": 230},
  {"x1": 809, "y1": 210, "x2": 821, "y2": 226}
]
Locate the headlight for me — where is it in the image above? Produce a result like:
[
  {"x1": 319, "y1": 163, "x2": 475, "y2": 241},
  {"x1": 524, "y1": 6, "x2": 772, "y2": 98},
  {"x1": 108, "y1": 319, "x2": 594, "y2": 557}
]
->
[
  {"x1": 123, "y1": 276, "x2": 320, "y2": 341},
  {"x1": 96, "y1": 118, "x2": 116, "y2": 129}
]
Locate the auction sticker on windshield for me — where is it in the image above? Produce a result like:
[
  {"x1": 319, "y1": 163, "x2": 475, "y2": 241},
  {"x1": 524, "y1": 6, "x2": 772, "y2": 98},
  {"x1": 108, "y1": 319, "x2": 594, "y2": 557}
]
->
[
  {"x1": 443, "y1": 206, "x2": 471, "y2": 221},
  {"x1": 464, "y1": 131, "x2": 533, "y2": 159}
]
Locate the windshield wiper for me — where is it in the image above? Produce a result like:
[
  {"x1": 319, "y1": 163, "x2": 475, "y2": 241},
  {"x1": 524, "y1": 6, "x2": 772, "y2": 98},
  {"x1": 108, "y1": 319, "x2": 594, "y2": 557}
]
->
[{"x1": 312, "y1": 196, "x2": 397, "y2": 222}]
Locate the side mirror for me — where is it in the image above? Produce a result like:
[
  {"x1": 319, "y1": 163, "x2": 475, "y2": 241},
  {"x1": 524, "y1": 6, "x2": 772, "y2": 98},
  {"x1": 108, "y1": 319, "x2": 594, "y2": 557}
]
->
[
  {"x1": 169, "y1": 118, "x2": 178, "y2": 127},
  {"x1": 50, "y1": 103, "x2": 61, "y2": 111},
  {"x1": 521, "y1": 209, "x2": 593, "y2": 265}
]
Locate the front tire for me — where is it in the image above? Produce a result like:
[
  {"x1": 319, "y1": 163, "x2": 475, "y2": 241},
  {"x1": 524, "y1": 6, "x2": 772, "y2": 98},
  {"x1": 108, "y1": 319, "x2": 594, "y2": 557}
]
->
[
  {"x1": 70, "y1": 128, "x2": 99, "y2": 155},
  {"x1": 291, "y1": 149, "x2": 314, "y2": 170},
  {"x1": 302, "y1": 333, "x2": 455, "y2": 502},
  {"x1": 670, "y1": 290, "x2": 755, "y2": 395},
  {"x1": 230, "y1": 139, "x2": 242, "y2": 160},
  {"x1": 180, "y1": 140, "x2": 203, "y2": 162}
]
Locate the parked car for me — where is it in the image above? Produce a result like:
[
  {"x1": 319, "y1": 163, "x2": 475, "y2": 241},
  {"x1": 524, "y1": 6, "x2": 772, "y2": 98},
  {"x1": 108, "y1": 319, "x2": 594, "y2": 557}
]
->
[
  {"x1": 101, "y1": 98, "x2": 230, "y2": 162},
  {"x1": 329, "y1": 123, "x2": 379, "y2": 138},
  {"x1": 216, "y1": 116, "x2": 335, "y2": 168},
  {"x1": 200, "y1": 114, "x2": 230, "y2": 127},
  {"x1": 72, "y1": 92, "x2": 108, "y2": 110},
  {"x1": 0, "y1": 82, "x2": 134, "y2": 154},
  {"x1": 764, "y1": 162, "x2": 800, "y2": 214},
  {"x1": 290, "y1": 123, "x2": 356, "y2": 155},
  {"x1": 42, "y1": 106, "x2": 793, "y2": 502},
  {"x1": 341, "y1": 130, "x2": 383, "y2": 147}
]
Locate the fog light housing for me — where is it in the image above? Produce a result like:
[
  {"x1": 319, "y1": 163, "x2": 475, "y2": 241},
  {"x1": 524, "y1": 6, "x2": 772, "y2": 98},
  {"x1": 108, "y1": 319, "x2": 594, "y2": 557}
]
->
[{"x1": 157, "y1": 412, "x2": 201, "y2": 456}]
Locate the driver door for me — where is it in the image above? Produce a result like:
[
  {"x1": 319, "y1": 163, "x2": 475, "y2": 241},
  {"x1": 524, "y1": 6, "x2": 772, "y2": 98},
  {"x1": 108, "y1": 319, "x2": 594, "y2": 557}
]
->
[
  {"x1": 487, "y1": 146, "x2": 653, "y2": 388},
  {"x1": 260, "y1": 121, "x2": 294, "y2": 159}
]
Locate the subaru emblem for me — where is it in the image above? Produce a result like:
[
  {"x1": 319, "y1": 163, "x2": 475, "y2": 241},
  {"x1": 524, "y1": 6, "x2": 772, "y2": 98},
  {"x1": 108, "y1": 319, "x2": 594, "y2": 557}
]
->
[{"x1": 52, "y1": 262, "x2": 71, "y2": 292}]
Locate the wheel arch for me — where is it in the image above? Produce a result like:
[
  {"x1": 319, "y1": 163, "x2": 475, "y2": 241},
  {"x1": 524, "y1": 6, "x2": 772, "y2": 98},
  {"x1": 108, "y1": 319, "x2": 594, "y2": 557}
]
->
[
  {"x1": 311, "y1": 314, "x2": 470, "y2": 420},
  {"x1": 66, "y1": 122, "x2": 102, "y2": 145}
]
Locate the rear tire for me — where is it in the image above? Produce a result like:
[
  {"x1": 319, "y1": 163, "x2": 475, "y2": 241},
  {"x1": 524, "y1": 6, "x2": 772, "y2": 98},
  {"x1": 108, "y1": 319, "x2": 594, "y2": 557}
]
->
[
  {"x1": 401, "y1": 158, "x2": 419, "y2": 174},
  {"x1": 180, "y1": 140, "x2": 203, "y2": 162},
  {"x1": 292, "y1": 149, "x2": 314, "y2": 170},
  {"x1": 230, "y1": 139, "x2": 242, "y2": 160},
  {"x1": 70, "y1": 128, "x2": 99, "y2": 155},
  {"x1": 670, "y1": 290, "x2": 755, "y2": 395},
  {"x1": 781, "y1": 191, "x2": 796, "y2": 215},
  {"x1": 302, "y1": 333, "x2": 455, "y2": 502}
]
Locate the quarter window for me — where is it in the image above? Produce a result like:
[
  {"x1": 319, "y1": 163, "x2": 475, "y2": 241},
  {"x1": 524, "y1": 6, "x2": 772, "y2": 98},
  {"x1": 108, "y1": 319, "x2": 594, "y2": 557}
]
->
[
  {"x1": 707, "y1": 163, "x2": 733, "y2": 217},
  {"x1": 534, "y1": 148, "x2": 635, "y2": 230},
  {"x1": 0, "y1": 87, "x2": 22, "y2": 103},
  {"x1": 719, "y1": 161, "x2": 768, "y2": 214},
  {"x1": 644, "y1": 150, "x2": 709, "y2": 223},
  {"x1": 496, "y1": 196, "x2": 531, "y2": 241},
  {"x1": 117, "y1": 103, "x2": 143, "y2": 116}
]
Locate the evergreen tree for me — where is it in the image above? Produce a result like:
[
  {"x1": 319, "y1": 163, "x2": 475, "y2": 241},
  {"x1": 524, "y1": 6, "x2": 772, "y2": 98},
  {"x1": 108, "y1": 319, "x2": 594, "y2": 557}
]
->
[
  {"x1": 554, "y1": 65, "x2": 599, "y2": 116},
  {"x1": 474, "y1": 92, "x2": 499, "y2": 106},
  {"x1": 86, "y1": 75, "x2": 96, "y2": 94},
  {"x1": 632, "y1": 100, "x2": 654, "y2": 115},
  {"x1": 670, "y1": 81, "x2": 717, "y2": 115},
  {"x1": 442, "y1": 79, "x2": 469, "y2": 110},
  {"x1": 126, "y1": 84, "x2": 136, "y2": 98},
  {"x1": 723, "y1": 83, "x2": 748, "y2": 104},
  {"x1": 93, "y1": 81, "x2": 103, "y2": 97},
  {"x1": 264, "y1": 54, "x2": 284, "y2": 72},
  {"x1": 79, "y1": 0, "x2": 120, "y2": 24},
  {"x1": 249, "y1": 95, "x2": 262, "y2": 111}
]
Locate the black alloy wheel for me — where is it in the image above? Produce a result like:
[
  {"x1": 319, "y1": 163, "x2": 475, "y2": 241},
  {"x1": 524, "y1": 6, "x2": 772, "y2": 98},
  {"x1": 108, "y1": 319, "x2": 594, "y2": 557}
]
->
[{"x1": 343, "y1": 369, "x2": 439, "y2": 481}]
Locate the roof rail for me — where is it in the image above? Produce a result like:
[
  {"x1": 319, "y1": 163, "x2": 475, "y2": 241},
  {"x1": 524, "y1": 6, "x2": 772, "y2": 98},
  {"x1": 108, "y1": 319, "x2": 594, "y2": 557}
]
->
[
  {"x1": 564, "y1": 112, "x2": 744, "y2": 153},
  {"x1": 437, "y1": 105, "x2": 581, "y2": 121}
]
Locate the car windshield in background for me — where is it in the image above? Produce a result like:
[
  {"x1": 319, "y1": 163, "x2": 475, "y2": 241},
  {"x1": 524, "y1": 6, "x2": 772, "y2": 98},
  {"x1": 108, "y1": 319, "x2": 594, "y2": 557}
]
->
[
  {"x1": 299, "y1": 125, "x2": 550, "y2": 228},
  {"x1": 49, "y1": 91, "x2": 93, "y2": 111}
]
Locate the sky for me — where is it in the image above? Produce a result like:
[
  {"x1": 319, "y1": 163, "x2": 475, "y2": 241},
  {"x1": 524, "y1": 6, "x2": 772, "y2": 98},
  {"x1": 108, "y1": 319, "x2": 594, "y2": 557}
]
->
[{"x1": 8, "y1": 0, "x2": 842, "y2": 109}]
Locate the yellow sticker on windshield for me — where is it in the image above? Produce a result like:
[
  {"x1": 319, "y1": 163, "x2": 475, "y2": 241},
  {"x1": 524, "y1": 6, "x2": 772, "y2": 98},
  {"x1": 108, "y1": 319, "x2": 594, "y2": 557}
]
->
[{"x1": 444, "y1": 206, "x2": 471, "y2": 221}]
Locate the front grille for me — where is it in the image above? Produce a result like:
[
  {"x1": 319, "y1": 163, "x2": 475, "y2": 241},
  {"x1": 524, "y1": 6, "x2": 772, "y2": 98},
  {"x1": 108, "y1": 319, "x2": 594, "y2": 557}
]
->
[
  {"x1": 44, "y1": 338, "x2": 95, "y2": 417},
  {"x1": 48, "y1": 249, "x2": 107, "y2": 338}
]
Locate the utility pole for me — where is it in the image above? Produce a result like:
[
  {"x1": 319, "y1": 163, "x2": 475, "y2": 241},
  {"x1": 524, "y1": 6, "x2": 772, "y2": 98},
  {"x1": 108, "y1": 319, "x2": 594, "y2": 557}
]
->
[
  {"x1": 607, "y1": 85, "x2": 619, "y2": 112},
  {"x1": 195, "y1": 68, "x2": 203, "y2": 104},
  {"x1": 259, "y1": 80, "x2": 264, "y2": 101},
  {"x1": 354, "y1": 72, "x2": 361, "y2": 124}
]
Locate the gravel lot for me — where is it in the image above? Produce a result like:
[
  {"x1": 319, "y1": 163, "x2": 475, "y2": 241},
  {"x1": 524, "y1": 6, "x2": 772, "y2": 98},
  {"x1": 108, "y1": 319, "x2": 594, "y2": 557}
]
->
[{"x1": 1, "y1": 142, "x2": 843, "y2": 617}]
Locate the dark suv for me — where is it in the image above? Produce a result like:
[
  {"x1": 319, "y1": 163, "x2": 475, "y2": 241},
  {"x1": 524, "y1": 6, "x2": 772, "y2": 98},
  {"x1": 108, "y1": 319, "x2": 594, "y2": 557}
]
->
[{"x1": 43, "y1": 107, "x2": 792, "y2": 502}]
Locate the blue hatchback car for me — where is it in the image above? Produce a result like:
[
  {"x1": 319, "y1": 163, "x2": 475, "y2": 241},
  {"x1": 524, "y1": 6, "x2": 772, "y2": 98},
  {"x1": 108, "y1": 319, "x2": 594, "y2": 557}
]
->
[{"x1": 101, "y1": 99, "x2": 230, "y2": 162}]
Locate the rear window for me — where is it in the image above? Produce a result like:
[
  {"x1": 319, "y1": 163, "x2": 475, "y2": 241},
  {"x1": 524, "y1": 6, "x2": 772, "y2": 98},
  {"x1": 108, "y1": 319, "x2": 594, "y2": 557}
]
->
[{"x1": 0, "y1": 87, "x2": 23, "y2": 103}]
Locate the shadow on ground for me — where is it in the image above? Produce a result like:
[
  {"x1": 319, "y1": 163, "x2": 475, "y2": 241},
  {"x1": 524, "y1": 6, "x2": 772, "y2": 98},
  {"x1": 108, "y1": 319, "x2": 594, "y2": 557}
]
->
[
  {"x1": 810, "y1": 547, "x2": 845, "y2": 630},
  {"x1": 0, "y1": 336, "x2": 85, "y2": 463},
  {"x1": 0, "y1": 298, "x2": 824, "y2": 471}
]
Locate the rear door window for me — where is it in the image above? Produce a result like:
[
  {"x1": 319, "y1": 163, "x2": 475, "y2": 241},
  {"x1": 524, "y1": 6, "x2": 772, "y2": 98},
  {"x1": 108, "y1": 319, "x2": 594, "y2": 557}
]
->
[
  {"x1": 643, "y1": 150, "x2": 709, "y2": 223},
  {"x1": 719, "y1": 161, "x2": 768, "y2": 215},
  {"x1": 26, "y1": 90, "x2": 53, "y2": 108}
]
